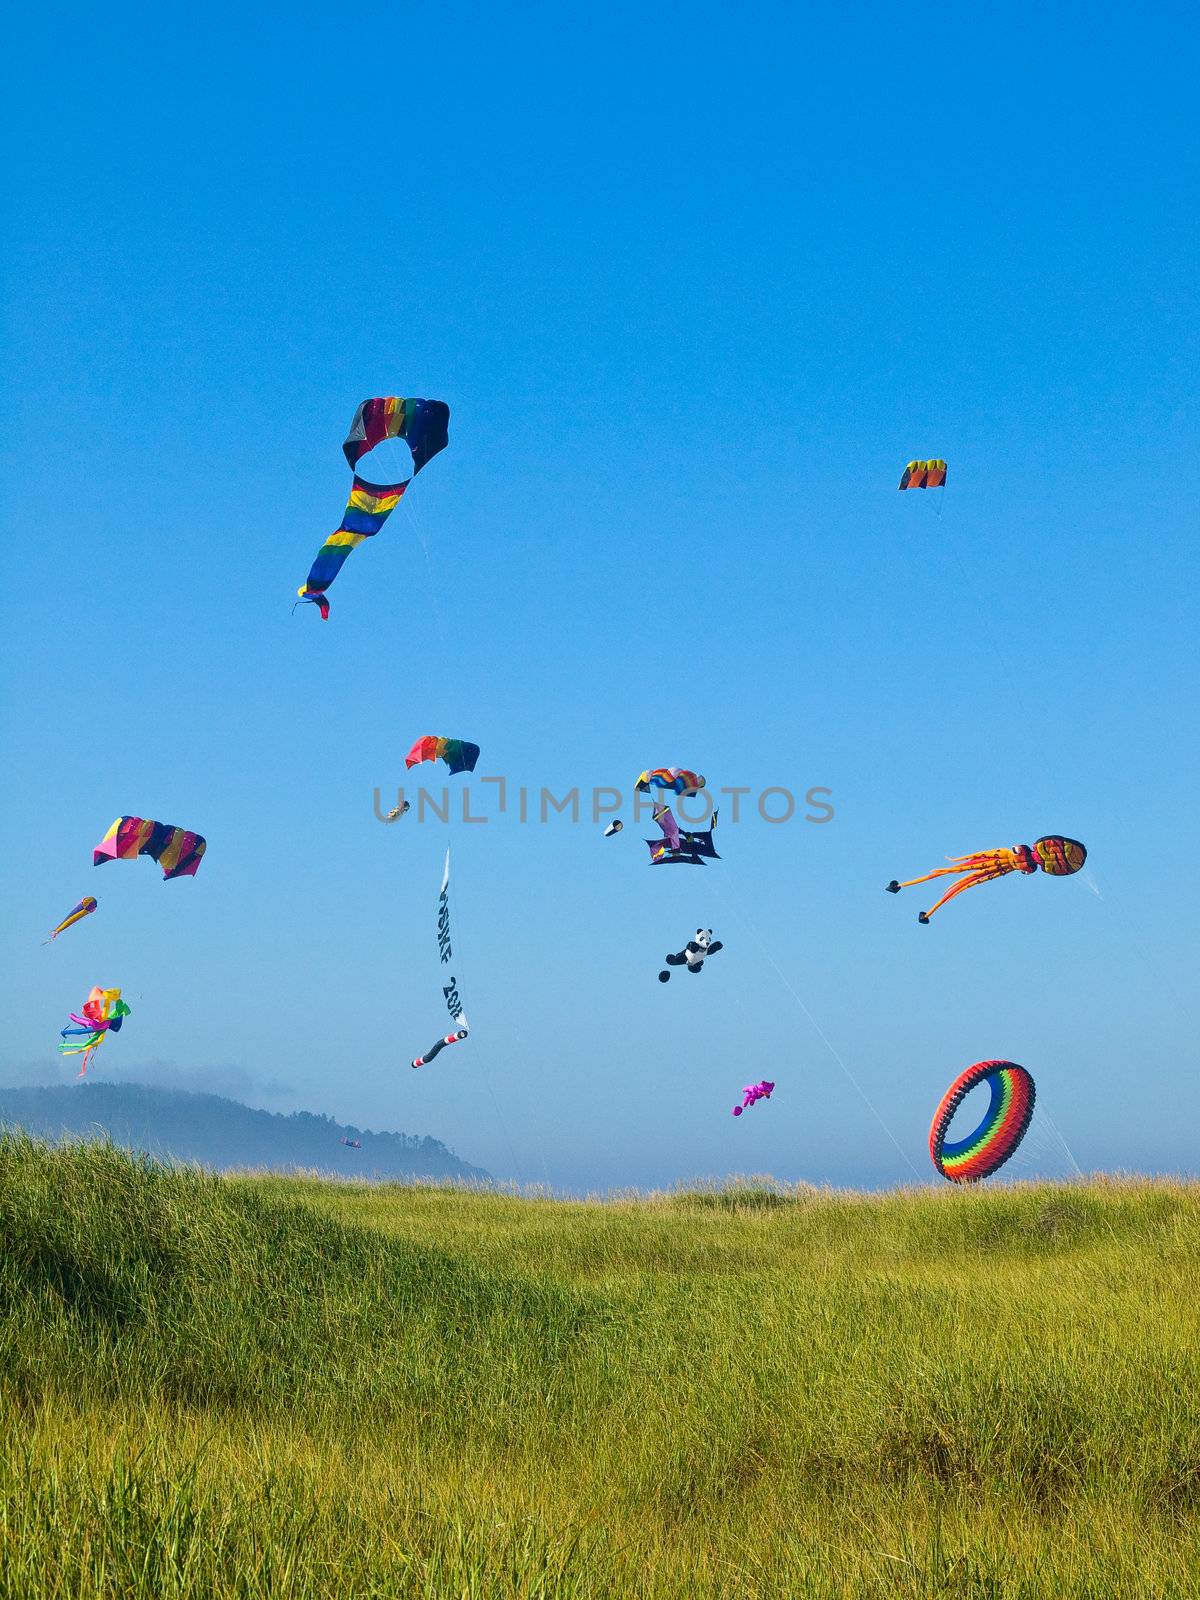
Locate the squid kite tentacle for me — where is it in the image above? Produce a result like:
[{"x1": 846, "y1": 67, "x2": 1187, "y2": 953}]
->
[{"x1": 885, "y1": 838, "x2": 1085, "y2": 923}]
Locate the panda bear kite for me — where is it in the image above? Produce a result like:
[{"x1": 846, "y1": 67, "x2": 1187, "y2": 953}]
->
[{"x1": 658, "y1": 929, "x2": 724, "y2": 983}]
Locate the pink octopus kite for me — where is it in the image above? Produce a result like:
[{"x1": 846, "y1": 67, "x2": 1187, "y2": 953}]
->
[{"x1": 733, "y1": 1080, "x2": 774, "y2": 1117}]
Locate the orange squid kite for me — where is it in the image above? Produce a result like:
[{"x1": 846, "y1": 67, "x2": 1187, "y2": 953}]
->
[{"x1": 886, "y1": 836, "x2": 1086, "y2": 923}]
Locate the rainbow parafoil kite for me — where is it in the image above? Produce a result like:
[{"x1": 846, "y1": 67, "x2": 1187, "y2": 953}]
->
[
  {"x1": 59, "y1": 985, "x2": 130, "y2": 1076},
  {"x1": 886, "y1": 835, "x2": 1085, "y2": 923},
  {"x1": 45, "y1": 896, "x2": 98, "y2": 941},
  {"x1": 94, "y1": 817, "x2": 206, "y2": 880},
  {"x1": 898, "y1": 459, "x2": 947, "y2": 490},
  {"x1": 636, "y1": 768, "x2": 705, "y2": 795},
  {"x1": 296, "y1": 397, "x2": 450, "y2": 619},
  {"x1": 405, "y1": 736, "x2": 480, "y2": 775},
  {"x1": 929, "y1": 1059, "x2": 1035, "y2": 1182}
]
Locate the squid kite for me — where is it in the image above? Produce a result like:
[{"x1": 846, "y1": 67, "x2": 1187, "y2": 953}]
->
[
  {"x1": 59, "y1": 986, "x2": 130, "y2": 1076},
  {"x1": 94, "y1": 817, "x2": 206, "y2": 880},
  {"x1": 886, "y1": 836, "x2": 1086, "y2": 923},
  {"x1": 636, "y1": 768, "x2": 705, "y2": 795},
  {"x1": 733, "y1": 1080, "x2": 774, "y2": 1117},
  {"x1": 296, "y1": 396, "x2": 450, "y2": 619},
  {"x1": 45, "y1": 896, "x2": 98, "y2": 942},
  {"x1": 405, "y1": 736, "x2": 480, "y2": 775},
  {"x1": 898, "y1": 459, "x2": 947, "y2": 490}
]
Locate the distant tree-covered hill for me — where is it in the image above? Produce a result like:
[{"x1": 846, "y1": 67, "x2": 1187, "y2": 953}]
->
[{"x1": 0, "y1": 1082, "x2": 487, "y2": 1182}]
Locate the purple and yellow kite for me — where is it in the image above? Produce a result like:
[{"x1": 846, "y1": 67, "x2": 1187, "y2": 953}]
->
[
  {"x1": 296, "y1": 397, "x2": 450, "y2": 619},
  {"x1": 45, "y1": 896, "x2": 98, "y2": 942},
  {"x1": 94, "y1": 817, "x2": 206, "y2": 881}
]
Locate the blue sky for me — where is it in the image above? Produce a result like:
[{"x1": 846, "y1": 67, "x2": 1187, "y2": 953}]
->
[{"x1": 1, "y1": 4, "x2": 1197, "y2": 1190}]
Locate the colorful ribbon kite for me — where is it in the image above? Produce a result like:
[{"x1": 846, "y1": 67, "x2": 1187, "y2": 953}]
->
[
  {"x1": 94, "y1": 817, "x2": 206, "y2": 880},
  {"x1": 45, "y1": 896, "x2": 98, "y2": 941},
  {"x1": 929, "y1": 1059, "x2": 1035, "y2": 1182},
  {"x1": 733, "y1": 1080, "x2": 775, "y2": 1116},
  {"x1": 296, "y1": 397, "x2": 450, "y2": 619},
  {"x1": 58, "y1": 985, "x2": 130, "y2": 1076},
  {"x1": 898, "y1": 459, "x2": 947, "y2": 490},
  {"x1": 886, "y1": 835, "x2": 1086, "y2": 923}
]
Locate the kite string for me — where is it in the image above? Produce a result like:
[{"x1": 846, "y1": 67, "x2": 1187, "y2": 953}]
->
[
  {"x1": 405, "y1": 511, "x2": 549, "y2": 1194},
  {"x1": 710, "y1": 877, "x2": 924, "y2": 1181}
]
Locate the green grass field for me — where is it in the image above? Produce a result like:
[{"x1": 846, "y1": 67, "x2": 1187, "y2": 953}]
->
[{"x1": 3, "y1": 1133, "x2": 1200, "y2": 1597}]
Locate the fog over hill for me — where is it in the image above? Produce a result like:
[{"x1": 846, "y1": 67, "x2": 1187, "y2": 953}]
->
[{"x1": 0, "y1": 1082, "x2": 487, "y2": 1182}]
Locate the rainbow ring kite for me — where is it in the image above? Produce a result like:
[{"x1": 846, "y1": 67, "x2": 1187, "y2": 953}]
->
[{"x1": 928, "y1": 1059, "x2": 1036, "y2": 1183}]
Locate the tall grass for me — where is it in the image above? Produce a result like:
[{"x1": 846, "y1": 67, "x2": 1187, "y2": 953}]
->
[{"x1": 3, "y1": 1135, "x2": 1200, "y2": 1596}]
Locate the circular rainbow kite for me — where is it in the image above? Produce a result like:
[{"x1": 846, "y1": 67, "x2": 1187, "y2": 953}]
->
[{"x1": 928, "y1": 1059, "x2": 1036, "y2": 1183}]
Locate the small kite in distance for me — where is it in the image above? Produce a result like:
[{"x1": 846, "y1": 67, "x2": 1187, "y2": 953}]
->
[
  {"x1": 45, "y1": 897, "x2": 98, "y2": 942},
  {"x1": 898, "y1": 459, "x2": 947, "y2": 490},
  {"x1": 412, "y1": 1030, "x2": 468, "y2": 1069},
  {"x1": 603, "y1": 820, "x2": 623, "y2": 837},
  {"x1": 659, "y1": 929, "x2": 723, "y2": 981},
  {"x1": 636, "y1": 768, "x2": 705, "y2": 795},
  {"x1": 339, "y1": 1137, "x2": 362, "y2": 1149},
  {"x1": 886, "y1": 836, "x2": 1086, "y2": 923},
  {"x1": 384, "y1": 801, "x2": 411, "y2": 822},
  {"x1": 405, "y1": 736, "x2": 480, "y2": 775},
  {"x1": 733, "y1": 1080, "x2": 774, "y2": 1117}
]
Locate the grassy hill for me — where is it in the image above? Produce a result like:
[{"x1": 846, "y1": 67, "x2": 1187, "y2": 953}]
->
[
  {"x1": 2, "y1": 1134, "x2": 1199, "y2": 1597},
  {"x1": 0, "y1": 1082, "x2": 486, "y2": 1182}
]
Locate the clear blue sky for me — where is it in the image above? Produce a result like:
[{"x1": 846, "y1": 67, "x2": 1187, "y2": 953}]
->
[{"x1": 2, "y1": 4, "x2": 1197, "y2": 1190}]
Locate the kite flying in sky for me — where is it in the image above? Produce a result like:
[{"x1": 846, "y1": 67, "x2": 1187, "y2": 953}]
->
[
  {"x1": 886, "y1": 835, "x2": 1086, "y2": 923},
  {"x1": 58, "y1": 986, "x2": 130, "y2": 1076},
  {"x1": 659, "y1": 928, "x2": 723, "y2": 981},
  {"x1": 296, "y1": 396, "x2": 450, "y2": 619},
  {"x1": 898, "y1": 459, "x2": 947, "y2": 490},
  {"x1": 733, "y1": 1080, "x2": 774, "y2": 1117},
  {"x1": 636, "y1": 768, "x2": 705, "y2": 795},
  {"x1": 929, "y1": 1059, "x2": 1035, "y2": 1182},
  {"x1": 412, "y1": 1029, "x2": 468, "y2": 1069},
  {"x1": 405, "y1": 736, "x2": 480, "y2": 775},
  {"x1": 94, "y1": 817, "x2": 206, "y2": 880},
  {"x1": 646, "y1": 809, "x2": 721, "y2": 866},
  {"x1": 411, "y1": 851, "x2": 469, "y2": 1068},
  {"x1": 45, "y1": 897, "x2": 98, "y2": 942}
]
